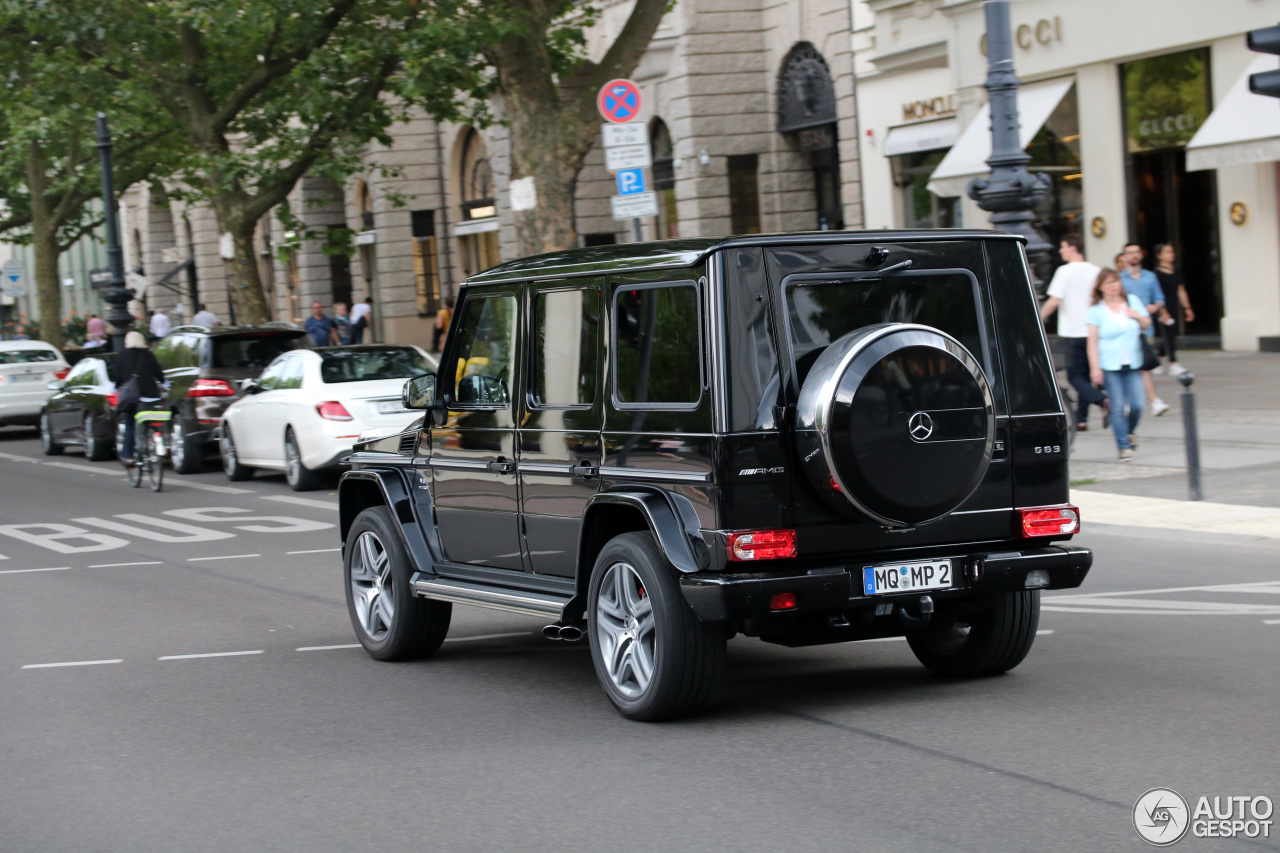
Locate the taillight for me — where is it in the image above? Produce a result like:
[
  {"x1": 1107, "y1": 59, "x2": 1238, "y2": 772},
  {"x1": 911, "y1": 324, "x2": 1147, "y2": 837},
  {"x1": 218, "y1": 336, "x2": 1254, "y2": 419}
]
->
[
  {"x1": 1020, "y1": 505, "x2": 1080, "y2": 537},
  {"x1": 316, "y1": 401, "x2": 353, "y2": 421},
  {"x1": 187, "y1": 378, "x2": 236, "y2": 397},
  {"x1": 727, "y1": 528, "x2": 797, "y2": 561},
  {"x1": 105, "y1": 391, "x2": 119, "y2": 407},
  {"x1": 55, "y1": 367, "x2": 70, "y2": 380},
  {"x1": 770, "y1": 592, "x2": 798, "y2": 611}
]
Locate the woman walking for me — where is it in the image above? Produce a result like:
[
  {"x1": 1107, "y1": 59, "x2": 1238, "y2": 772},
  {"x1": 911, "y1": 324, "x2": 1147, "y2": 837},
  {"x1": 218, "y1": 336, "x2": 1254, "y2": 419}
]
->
[
  {"x1": 1153, "y1": 242, "x2": 1195, "y2": 377},
  {"x1": 1087, "y1": 268, "x2": 1151, "y2": 462}
]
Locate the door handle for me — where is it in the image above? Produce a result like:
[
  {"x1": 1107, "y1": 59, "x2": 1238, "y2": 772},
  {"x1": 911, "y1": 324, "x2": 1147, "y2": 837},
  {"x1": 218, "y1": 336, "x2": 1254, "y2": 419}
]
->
[
  {"x1": 487, "y1": 459, "x2": 515, "y2": 474},
  {"x1": 570, "y1": 464, "x2": 597, "y2": 479}
]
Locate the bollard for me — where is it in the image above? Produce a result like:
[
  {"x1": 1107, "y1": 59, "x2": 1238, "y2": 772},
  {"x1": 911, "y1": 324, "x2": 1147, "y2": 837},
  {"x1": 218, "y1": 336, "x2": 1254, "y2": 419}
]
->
[{"x1": 1179, "y1": 371, "x2": 1202, "y2": 501}]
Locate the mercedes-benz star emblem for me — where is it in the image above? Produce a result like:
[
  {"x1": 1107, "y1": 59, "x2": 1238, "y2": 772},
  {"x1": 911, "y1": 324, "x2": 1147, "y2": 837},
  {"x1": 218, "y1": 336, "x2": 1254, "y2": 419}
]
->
[{"x1": 908, "y1": 411, "x2": 934, "y2": 441}]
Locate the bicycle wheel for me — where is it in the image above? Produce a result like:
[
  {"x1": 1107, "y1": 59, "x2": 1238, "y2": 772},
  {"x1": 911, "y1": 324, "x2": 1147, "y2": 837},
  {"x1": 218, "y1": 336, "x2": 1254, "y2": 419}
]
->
[
  {"x1": 148, "y1": 429, "x2": 165, "y2": 492},
  {"x1": 128, "y1": 448, "x2": 144, "y2": 488}
]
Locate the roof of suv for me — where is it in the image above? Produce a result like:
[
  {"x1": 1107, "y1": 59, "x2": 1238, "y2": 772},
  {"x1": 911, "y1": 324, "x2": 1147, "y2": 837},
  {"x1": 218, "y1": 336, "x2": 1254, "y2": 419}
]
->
[
  {"x1": 167, "y1": 323, "x2": 306, "y2": 338},
  {"x1": 467, "y1": 229, "x2": 1025, "y2": 284}
]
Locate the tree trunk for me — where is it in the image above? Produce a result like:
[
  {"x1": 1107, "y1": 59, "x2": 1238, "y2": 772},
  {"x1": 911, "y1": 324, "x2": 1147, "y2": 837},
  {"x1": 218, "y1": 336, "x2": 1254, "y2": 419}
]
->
[
  {"x1": 25, "y1": 150, "x2": 64, "y2": 350},
  {"x1": 507, "y1": 112, "x2": 584, "y2": 257},
  {"x1": 213, "y1": 195, "x2": 272, "y2": 325}
]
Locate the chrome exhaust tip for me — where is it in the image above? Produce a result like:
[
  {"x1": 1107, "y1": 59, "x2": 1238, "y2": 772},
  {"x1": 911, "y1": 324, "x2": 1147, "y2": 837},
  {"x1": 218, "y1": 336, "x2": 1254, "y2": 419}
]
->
[
  {"x1": 557, "y1": 623, "x2": 585, "y2": 642},
  {"x1": 541, "y1": 624, "x2": 564, "y2": 641}
]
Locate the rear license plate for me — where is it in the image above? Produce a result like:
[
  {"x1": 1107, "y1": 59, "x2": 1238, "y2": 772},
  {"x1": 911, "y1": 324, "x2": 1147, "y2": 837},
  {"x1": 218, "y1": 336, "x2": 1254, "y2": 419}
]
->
[
  {"x1": 10, "y1": 374, "x2": 43, "y2": 383},
  {"x1": 862, "y1": 560, "x2": 953, "y2": 596},
  {"x1": 376, "y1": 400, "x2": 405, "y2": 414}
]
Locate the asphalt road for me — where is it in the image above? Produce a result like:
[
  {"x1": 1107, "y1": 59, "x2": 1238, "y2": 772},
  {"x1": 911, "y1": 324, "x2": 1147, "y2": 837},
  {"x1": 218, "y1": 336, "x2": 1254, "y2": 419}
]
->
[{"x1": 1, "y1": 425, "x2": 1277, "y2": 853}]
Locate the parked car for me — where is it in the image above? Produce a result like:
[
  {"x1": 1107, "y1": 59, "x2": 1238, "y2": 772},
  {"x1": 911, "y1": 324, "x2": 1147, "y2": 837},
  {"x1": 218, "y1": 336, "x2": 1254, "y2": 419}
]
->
[
  {"x1": 219, "y1": 345, "x2": 437, "y2": 490},
  {"x1": 339, "y1": 230, "x2": 1093, "y2": 721},
  {"x1": 1, "y1": 341, "x2": 70, "y2": 430},
  {"x1": 153, "y1": 324, "x2": 308, "y2": 474},
  {"x1": 39, "y1": 353, "x2": 118, "y2": 460}
]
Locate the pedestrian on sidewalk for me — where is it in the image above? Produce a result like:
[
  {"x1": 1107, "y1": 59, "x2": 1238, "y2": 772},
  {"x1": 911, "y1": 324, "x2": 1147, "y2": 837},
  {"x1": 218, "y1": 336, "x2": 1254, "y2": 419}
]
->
[
  {"x1": 1087, "y1": 268, "x2": 1152, "y2": 462},
  {"x1": 149, "y1": 307, "x2": 172, "y2": 342},
  {"x1": 1040, "y1": 234, "x2": 1108, "y2": 431},
  {"x1": 1119, "y1": 243, "x2": 1169, "y2": 417},
  {"x1": 350, "y1": 297, "x2": 372, "y2": 344},
  {"x1": 333, "y1": 301, "x2": 352, "y2": 345},
  {"x1": 1153, "y1": 243, "x2": 1195, "y2": 377},
  {"x1": 192, "y1": 304, "x2": 219, "y2": 328},
  {"x1": 434, "y1": 296, "x2": 454, "y2": 353},
  {"x1": 304, "y1": 302, "x2": 339, "y2": 347}
]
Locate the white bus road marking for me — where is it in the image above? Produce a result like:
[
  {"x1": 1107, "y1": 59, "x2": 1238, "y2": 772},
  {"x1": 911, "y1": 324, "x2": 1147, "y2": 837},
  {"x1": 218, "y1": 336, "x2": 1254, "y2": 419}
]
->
[
  {"x1": 22, "y1": 659, "x2": 122, "y2": 669},
  {"x1": 88, "y1": 561, "x2": 164, "y2": 568},
  {"x1": 260, "y1": 495, "x2": 338, "y2": 511},
  {"x1": 187, "y1": 554, "x2": 261, "y2": 562},
  {"x1": 0, "y1": 566, "x2": 70, "y2": 575},
  {"x1": 288, "y1": 548, "x2": 341, "y2": 555},
  {"x1": 1044, "y1": 581, "x2": 1280, "y2": 616},
  {"x1": 158, "y1": 650, "x2": 263, "y2": 661}
]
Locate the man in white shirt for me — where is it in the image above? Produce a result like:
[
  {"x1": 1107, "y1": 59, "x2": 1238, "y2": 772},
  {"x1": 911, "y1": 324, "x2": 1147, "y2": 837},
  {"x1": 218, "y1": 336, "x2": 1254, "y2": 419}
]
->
[
  {"x1": 349, "y1": 297, "x2": 372, "y2": 344},
  {"x1": 149, "y1": 307, "x2": 172, "y2": 340},
  {"x1": 192, "y1": 304, "x2": 219, "y2": 327},
  {"x1": 1040, "y1": 234, "x2": 1106, "y2": 430}
]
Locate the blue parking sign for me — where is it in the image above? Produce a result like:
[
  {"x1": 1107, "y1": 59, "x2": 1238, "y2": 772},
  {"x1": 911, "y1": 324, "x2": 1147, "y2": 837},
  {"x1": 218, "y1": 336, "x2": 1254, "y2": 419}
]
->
[{"x1": 615, "y1": 168, "x2": 646, "y2": 195}]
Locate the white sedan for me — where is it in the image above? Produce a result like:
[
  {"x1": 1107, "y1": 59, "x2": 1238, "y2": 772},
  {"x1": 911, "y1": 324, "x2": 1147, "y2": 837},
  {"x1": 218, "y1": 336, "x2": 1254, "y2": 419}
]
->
[
  {"x1": 218, "y1": 345, "x2": 436, "y2": 490},
  {"x1": 0, "y1": 341, "x2": 70, "y2": 429}
]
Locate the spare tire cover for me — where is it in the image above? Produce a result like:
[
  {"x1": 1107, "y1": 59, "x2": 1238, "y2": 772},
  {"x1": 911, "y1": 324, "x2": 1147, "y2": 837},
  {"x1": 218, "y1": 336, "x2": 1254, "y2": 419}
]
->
[{"x1": 795, "y1": 323, "x2": 994, "y2": 527}]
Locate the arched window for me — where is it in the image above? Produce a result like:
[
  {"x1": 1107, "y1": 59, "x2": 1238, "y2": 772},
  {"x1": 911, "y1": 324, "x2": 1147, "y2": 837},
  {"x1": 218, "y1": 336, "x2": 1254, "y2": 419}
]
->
[
  {"x1": 650, "y1": 119, "x2": 679, "y2": 239},
  {"x1": 778, "y1": 43, "x2": 844, "y2": 230},
  {"x1": 459, "y1": 128, "x2": 496, "y2": 221}
]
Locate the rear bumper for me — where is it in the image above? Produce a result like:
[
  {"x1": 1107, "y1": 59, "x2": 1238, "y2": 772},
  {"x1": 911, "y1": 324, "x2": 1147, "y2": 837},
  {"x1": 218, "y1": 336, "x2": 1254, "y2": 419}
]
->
[
  {"x1": 0, "y1": 394, "x2": 53, "y2": 423},
  {"x1": 679, "y1": 544, "x2": 1092, "y2": 622}
]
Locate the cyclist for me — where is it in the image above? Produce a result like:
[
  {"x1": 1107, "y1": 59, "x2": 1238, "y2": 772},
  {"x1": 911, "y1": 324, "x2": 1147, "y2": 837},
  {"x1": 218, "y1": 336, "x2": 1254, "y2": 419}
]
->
[{"x1": 112, "y1": 331, "x2": 167, "y2": 466}]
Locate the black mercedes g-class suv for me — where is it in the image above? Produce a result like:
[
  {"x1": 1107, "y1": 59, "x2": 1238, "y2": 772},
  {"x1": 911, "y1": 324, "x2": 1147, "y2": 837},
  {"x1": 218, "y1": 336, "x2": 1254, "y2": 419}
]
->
[{"x1": 338, "y1": 231, "x2": 1091, "y2": 721}]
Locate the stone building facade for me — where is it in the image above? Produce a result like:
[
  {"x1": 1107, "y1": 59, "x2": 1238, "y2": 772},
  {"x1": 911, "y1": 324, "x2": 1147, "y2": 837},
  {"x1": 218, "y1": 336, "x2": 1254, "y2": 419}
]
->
[{"x1": 117, "y1": 0, "x2": 863, "y2": 349}]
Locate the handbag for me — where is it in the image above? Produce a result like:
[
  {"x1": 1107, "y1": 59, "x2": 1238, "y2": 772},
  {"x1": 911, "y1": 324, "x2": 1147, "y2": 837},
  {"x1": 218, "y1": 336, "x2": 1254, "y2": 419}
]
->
[
  {"x1": 116, "y1": 375, "x2": 140, "y2": 413},
  {"x1": 1139, "y1": 335, "x2": 1160, "y2": 372}
]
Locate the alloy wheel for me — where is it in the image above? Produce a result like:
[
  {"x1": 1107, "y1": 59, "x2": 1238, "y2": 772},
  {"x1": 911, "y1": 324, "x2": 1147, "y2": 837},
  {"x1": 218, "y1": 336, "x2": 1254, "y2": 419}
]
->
[
  {"x1": 349, "y1": 531, "x2": 395, "y2": 641},
  {"x1": 594, "y1": 561, "x2": 657, "y2": 699},
  {"x1": 285, "y1": 436, "x2": 301, "y2": 485},
  {"x1": 171, "y1": 420, "x2": 185, "y2": 470},
  {"x1": 222, "y1": 430, "x2": 238, "y2": 475}
]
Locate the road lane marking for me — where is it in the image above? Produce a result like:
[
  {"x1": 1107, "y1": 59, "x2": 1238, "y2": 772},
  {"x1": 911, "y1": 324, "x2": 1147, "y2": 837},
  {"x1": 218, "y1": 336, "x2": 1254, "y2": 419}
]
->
[
  {"x1": 0, "y1": 451, "x2": 254, "y2": 492},
  {"x1": 159, "y1": 650, "x2": 263, "y2": 660},
  {"x1": 1265, "y1": 619, "x2": 1280, "y2": 625},
  {"x1": 187, "y1": 554, "x2": 261, "y2": 562},
  {"x1": 296, "y1": 644, "x2": 362, "y2": 651},
  {"x1": 88, "y1": 561, "x2": 164, "y2": 568},
  {"x1": 22, "y1": 659, "x2": 122, "y2": 669},
  {"x1": 288, "y1": 548, "x2": 341, "y2": 555},
  {"x1": 0, "y1": 566, "x2": 70, "y2": 575},
  {"x1": 261, "y1": 495, "x2": 337, "y2": 511},
  {"x1": 1045, "y1": 581, "x2": 1280, "y2": 616},
  {"x1": 444, "y1": 631, "x2": 533, "y2": 643}
]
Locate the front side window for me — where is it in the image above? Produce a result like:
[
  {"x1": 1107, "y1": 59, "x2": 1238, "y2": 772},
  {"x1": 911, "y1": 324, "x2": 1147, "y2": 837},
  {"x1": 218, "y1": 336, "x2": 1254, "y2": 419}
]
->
[
  {"x1": 452, "y1": 294, "x2": 517, "y2": 407},
  {"x1": 613, "y1": 283, "x2": 701, "y2": 407},
  {"x1": 532, "y1": 288, "x2": 598, "y2": 408},
  {"x1": 255, "y1": 357, "x2": 289, "y2": 392}
]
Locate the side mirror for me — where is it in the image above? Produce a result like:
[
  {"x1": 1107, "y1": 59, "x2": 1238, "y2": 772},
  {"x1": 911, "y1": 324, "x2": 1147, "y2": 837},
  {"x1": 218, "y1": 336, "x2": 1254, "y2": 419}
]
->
[
  {"x1": 403, "y1": 373, "x2": 437, "y2": 409},
  {"x1": 239, "y1": 378, "x2": 261, "y2": 395},
  {"x1": 46, "y1": 379, "x2": 66, "y2": 391}
]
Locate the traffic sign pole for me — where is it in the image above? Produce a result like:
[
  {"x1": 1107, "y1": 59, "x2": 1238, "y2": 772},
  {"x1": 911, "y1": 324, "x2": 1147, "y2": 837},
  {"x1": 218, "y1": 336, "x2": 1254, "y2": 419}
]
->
[{"x1": 597, "y1": 79, "x2": 656, "y2": 240}]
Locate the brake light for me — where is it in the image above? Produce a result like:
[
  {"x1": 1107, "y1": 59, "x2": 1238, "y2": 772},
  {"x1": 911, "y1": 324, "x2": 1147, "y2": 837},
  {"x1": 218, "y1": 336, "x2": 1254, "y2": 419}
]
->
[
  {"x1": 105, "y1": 391, "x2": 119, "y2": 407},
  {"x1": 1020, "y1": 506, "x2": 1080, "y2": 537},
  {"x1": 727, "y1": 529, "x2": 797, "y2": 561},
  {"x1": 55, "y1": 367, "x2": 70, "y2": 380},
  {"x1": 316, "y1": 401, "x2": 353, "y2": 421},
  {"x1": 187, "y1": 378, "x2": 236, "y2": 397}
]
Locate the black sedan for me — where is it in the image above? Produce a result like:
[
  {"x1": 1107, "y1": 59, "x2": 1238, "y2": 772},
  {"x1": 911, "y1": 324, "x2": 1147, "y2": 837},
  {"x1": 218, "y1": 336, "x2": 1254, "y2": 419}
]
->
[{"x1": 40, "y1": 353, "x2": 119, "y2": 461}]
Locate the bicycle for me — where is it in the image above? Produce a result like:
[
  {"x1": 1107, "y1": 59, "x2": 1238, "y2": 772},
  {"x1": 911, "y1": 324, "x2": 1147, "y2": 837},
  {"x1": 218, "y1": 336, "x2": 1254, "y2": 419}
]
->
[{"x1": 126, "y1": 407, "x2": 171, "y2": 492}]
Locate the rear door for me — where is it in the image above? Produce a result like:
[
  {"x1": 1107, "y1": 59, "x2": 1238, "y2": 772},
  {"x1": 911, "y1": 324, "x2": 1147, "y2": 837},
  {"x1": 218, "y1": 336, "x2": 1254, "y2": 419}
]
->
[
  {"x1": 518, "y1": 279, "x2": 603, "y2": 578},
  {"x1": 430, "y1": 287, "x2": 524, "y2": 571}
]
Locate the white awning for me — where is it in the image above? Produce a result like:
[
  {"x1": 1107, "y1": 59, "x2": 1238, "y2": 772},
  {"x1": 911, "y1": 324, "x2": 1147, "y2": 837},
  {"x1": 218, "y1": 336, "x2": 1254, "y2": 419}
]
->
[
  {"x1": 453, "y1": 217, "x2": 499, "y2": 236},
  {"x1": 882, "y1": 117, "x2": 960, "y2": 157},
  {"x1": 926, "y1": 77, "x2": 1074, "y2": 198},
  {"x1": 1186, "y1": 55, "x2": 1280, "y2": 172}
]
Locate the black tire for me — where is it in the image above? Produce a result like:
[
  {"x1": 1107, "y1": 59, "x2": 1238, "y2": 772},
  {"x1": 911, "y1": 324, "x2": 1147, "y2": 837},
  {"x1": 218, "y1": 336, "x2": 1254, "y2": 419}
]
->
[
  {"x1": 285, "y1": 428, "x2": 324, "y2": 491},
  {"x1": 906, "y1": 591, "x2": 1041, "y2": 678},
  {"x1": 40, "y1": 413, "x2": 64, "y2": 456},
  {"x1": 344, "y1": 506, "x2": 451, "y2": 661},
  {"x1": 83, "y1": 414, "x2": 114, "y2": 461},
  {"x1": 170, "y1": 418, "x2": 203, "y2": 474},
  {"x1": 147, "y1": 429, "x2": 165, "y2": 492},
  {"x1": 587, "y1": 531, "x2": 725, "y2": 721},
  {"x1": 128, "y1": 452, "x2": 144, "y2": 488},
  {"x1": 220, "y1": 424, "x2": 254, "y2": 481}
]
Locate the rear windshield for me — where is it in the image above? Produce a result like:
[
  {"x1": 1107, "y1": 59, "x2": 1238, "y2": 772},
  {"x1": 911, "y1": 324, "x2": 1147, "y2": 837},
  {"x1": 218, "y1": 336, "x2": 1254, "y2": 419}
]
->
[
  {"x1": 0, "y1": 348, "x2": 58, "y2": 364},
  {"x1": 784, "y1": 273, "x2": 984, "y2": 379},
  {"x1": 207, "y1": 334, "x2": 302, "y2": 369},
  {"x1": 319, "y1": 348, "x2": 431, "y2": 384}
]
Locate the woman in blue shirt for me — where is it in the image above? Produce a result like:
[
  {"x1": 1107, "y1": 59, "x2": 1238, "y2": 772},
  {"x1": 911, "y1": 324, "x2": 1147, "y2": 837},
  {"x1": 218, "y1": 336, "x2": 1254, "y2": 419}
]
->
[{"x1": 1087, "y1": 268, "x2": 1151, "y2": 461}]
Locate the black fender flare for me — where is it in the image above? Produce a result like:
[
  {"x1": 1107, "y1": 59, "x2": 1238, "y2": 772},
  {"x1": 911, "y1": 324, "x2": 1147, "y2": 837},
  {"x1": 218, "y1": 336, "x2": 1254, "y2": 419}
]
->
[
  {"x1": 580, "y1": 486, "x2": 710, "y2": 576},
  {"x1": 339, "y1": 468, "x2": 437, "y2": 572}
]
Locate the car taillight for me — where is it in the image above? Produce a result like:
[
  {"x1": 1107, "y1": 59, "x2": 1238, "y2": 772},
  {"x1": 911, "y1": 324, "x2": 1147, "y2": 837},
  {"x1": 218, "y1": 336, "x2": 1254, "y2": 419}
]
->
[
  {"x1": 1019, "y1": 505, "x2": 1080, "y2": 537},
  {"x1": 54, "y1": 367, "x2": 70, "y2": 380},
  {"x1": 187, "y1": 378, "x2": 236, "y2": 397},
  {"x1": 105, "y1": 391, "x2": 119, "y2": 407},
  {"x1": 727, "y1": 529, "x2": 797, "y2": 561},
  {"x1": 316, "y1": 401, "x2": 353, "y2": 421}
]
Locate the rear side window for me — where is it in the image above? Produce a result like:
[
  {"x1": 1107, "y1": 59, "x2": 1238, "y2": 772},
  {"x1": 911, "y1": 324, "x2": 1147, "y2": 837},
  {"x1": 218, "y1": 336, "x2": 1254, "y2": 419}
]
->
[
  {"x1": 66, "y1": 361, "x2": 98, "y2": 385},
  {"x1": 0, "y1": 348, "x2": 57, "y2": 364},
  {"x1": 320, "y1": 348, "x2": 431, "y2": 384},
  {"x1": 532, "y1": 288, "x2": 598, "y2": 408},
  {"x1": 612, "y1": 282, "x2": 701, "y2": 407},
  {"x1": 209, "y1": 334, "x2": 301, "y2": 369}
]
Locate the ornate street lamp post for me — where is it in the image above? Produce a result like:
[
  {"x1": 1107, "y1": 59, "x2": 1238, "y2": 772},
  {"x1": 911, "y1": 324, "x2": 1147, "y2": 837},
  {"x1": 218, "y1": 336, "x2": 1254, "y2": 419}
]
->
[
  {"x1": 967, "y1": 0, "x2": 1052, "y2": 287},
  {"x1": 94, "y1": 112, "x2": 133, "y2": 353}
]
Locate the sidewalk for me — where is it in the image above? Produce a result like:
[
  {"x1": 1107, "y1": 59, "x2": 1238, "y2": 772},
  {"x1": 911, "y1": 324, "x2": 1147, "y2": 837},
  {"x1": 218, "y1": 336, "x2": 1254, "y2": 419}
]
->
[{"x1": 1063, "y1": 350, "x2": 1280, "y2": 533}]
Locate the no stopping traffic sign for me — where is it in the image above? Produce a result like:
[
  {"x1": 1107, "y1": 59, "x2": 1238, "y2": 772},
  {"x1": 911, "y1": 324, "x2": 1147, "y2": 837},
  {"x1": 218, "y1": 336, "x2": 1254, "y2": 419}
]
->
[{"x1": 598, "y1": 79, "x2": 643, "y2": 123}]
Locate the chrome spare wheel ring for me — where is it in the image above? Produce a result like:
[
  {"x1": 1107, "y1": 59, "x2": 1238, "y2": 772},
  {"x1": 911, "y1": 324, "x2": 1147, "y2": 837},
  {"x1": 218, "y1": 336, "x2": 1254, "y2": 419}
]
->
[
  {"x1": 595, "y1": 562, "x2": 656, "y2": 698},
  {"x1": 350, "y1": 530, "x2": 395, "y2": 642}
]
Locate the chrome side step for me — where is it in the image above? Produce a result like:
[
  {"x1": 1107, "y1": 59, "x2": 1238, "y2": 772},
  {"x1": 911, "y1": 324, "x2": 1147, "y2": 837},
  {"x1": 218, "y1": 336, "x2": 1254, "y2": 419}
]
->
[{"x1": 411, "y1": 574, "x2": 570, "y2": 620}]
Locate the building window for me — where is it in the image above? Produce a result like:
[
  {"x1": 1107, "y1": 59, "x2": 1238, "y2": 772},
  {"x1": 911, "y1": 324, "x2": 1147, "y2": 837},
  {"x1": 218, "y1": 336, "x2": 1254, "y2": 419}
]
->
[
  {"x1": 777, "y1": 43, "x2": 843, "y2": 231},
  {"x1": 892, "y1": 149, "x2": 959, "y2": 228},
  {"x1": 583, "y1": 233, "x2": 617, "y2": 246},
  {"x1": 651, "y1": 119, "x2": 679, "y2": 239},
  {"x1": 456, "y1": 128, "x2": 501, "y2": 278},
  {"x1": 728, "y1": 155, "x2": 762, "y2": 234},
  {"x1": 1028, "y1": 83, "x2": 1083, "y2": 281},
  {"x1": 357, "y1": 181, "x2": 375, "y2": 232},
  {"x1": 411, "y1": 210, "x2": 441, "y2": 318}
]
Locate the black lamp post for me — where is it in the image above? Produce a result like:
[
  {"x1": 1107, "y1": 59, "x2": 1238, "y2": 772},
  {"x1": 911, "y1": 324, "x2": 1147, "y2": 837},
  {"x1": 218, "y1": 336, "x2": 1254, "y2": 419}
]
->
[
  {"x1": 968, "y1": 0, "x2": 1052, "y2": 287},
  {"x1": 94, "y1": 112, "x2": 133, "y2": 353}
]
